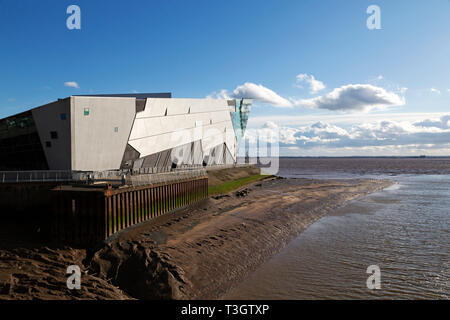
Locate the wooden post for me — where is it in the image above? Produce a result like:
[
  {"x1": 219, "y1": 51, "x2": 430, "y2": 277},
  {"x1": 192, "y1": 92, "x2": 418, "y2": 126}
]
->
[
  {"x1": 184, "y1": 180, "x2": 187, "y2": 205},
  {"x1": 160, "y1": 185, "x2": 164, "y2": 215},
  {"x1": 127, "y1": 192, "x2": 131, "y2": 227},
  {"x1": 157, "y1": 186, "x2": 161, "y2": 216},
  {"x1": 181, "y1": 181, "x2": 184, "y2": 206},
  {"x1": 106, "y1": 194, "x2": 111, "y2": 237},
  {"x1": 140, "y1": 189, "x2": 144, "y2": 221},
  {"x1": 136, "y1": 190, "x2": 140, "y2": 224},
  {"x1": 143, "y1": 189, "x2": 147, "y2": 221},
  {"x1": 155, "y1": 186, "x2": 159, "y2": 216},
  {"x1": 155, "y1": 186, "x2": 159, "y2": 217},
  {"x1": 177, "y1": 182, "x2": 180, "y2": 207},
  {"x1": 163, "y1": 184, "x2": 167, "y2": 213},
  {"x1": 133, "y1": 191, "x2": 137, "y2": 224},
  {"x1": 164, "y1": 184, "x2": 167, "y2": 213},
  {"x1": 120, "y1": 193, "x2": 125, "y2": 230},
  {"x1": 112, "y1": 194, "x2": 117, "y2": 234},
  {"x1": 171, "y1": 183, "x2": 174, "y2": 210},
  {"x1": 131, "y1": 191, "x2": 135, "y2": 225},
  {"x1": 145, "y1": 188, "x2": 149, "y2": 220},
  {"x1": 123, "y1": 192, "x2": 127, "y2": 229},
  {"x1": 149, "y1": 187, "x2": 153, "y2": 218},
  {"x1": 195, "y1": 180, "x2": 198, "y2": 201},
  {"x1": 168, "y1": 184, "x2": 171, "y2": 211}
]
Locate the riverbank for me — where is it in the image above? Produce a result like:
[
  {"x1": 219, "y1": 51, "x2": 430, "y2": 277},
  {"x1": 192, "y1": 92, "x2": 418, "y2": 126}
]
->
[{"x1": 0, "y1": 176, "x2": 392, "y2": 300}]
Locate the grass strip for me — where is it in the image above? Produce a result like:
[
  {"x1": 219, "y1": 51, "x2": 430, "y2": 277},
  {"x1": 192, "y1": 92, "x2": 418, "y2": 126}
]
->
[{"x1": 208, "y1": 174, "x2": 267, "y2": 196}]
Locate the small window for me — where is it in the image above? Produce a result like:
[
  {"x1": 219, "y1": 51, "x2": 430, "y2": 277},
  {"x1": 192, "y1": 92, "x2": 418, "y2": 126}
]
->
[
  {"x1": 84, "y1": 108, "x2": 90, "y2": 116},
  {"x1": 114, "y1": 127, "x2": 119, "y2": 133},
  {"x1": 50, "y1": 131, "x2": 58, "y2": 139},
  {"x1": 45, "y1": 141, "x2": 51, "y2": 148},
  {"x1": 60, "y1": 113, "x2": 67, "y2": 120}
]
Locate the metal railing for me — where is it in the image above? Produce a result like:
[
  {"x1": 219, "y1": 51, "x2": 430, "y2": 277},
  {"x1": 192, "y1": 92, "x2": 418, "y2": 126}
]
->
[
  {"x1": 0, "y1": 170, "x2": 73, "y2": 183},
  {"x1": 0, "y1": 168, "x2": 207, "y2": 185},
  {"x1": 0, "y1": 163, "x2": 243, "y2": 184},
  {"x1": 128, "y1": 168, "x2": 207, "y2": 186}
]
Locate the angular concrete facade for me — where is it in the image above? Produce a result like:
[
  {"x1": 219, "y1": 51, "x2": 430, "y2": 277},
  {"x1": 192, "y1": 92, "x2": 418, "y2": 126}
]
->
[
  {"x1": 71, "y1": 96, "x2": 136, "y2": 171},
  {"x1": 0, "y1": 93, "x2": 251, "y2": 171}
]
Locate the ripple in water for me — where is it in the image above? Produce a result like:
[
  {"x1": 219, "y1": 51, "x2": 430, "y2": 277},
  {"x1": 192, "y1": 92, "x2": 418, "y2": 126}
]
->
[{"x1": 224, "y1": 175, "x2": 450, "y2": 299}]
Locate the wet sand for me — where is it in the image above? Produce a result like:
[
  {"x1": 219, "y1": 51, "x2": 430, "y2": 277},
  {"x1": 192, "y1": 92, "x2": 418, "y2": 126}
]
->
[{"x1": 0, "y1": 176, "x2": 392, "y2": 300}]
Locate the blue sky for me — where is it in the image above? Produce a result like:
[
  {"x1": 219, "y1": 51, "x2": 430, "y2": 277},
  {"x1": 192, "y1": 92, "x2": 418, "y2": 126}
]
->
[{"x1": 1, "y1": 0, "x2": 449, "y2": 155}]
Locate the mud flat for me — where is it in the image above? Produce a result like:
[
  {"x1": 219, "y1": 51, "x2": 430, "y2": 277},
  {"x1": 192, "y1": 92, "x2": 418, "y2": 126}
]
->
[{"x1": 0, "y1": 176, "x2": 392, "y2": 300}]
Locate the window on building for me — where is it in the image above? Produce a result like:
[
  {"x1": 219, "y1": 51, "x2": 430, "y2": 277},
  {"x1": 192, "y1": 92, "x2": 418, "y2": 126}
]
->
[
  {"x1": 50, "y1": 131, "x2": 58, "y2": 139},
  {"x1": 45, "y1": 141, "x2": 51, "y2": 148},
  {"x1": 114, "y1": 127, "x2": 119, "y2": 133},
  {"x1": 84, "y1": 108, "x2": 90, "y2": 116},
  {"x1": 60, "y1": 113, "x2": 66, "y2": 120}
]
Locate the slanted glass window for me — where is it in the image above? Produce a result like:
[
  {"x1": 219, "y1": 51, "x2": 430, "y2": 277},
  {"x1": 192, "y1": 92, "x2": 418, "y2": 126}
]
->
[
  {"x1": 50, "y1": 131, "x2": 58, "y2": 139},
  {"x1": 60, "y1": 113, "x2": 67, "y2": 120},
  {"x1": 84, "y1": 108, "x2": 90, "y2": 116}
]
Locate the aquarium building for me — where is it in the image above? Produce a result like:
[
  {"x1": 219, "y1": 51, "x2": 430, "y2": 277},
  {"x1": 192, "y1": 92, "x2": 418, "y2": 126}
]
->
[{"x1": 0, "y1": 93, "x2": 251, "y2": 171}]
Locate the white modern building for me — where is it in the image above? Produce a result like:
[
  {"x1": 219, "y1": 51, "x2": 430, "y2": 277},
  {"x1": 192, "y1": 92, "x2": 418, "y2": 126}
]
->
[{"x1": 0, "y1": 93, "x2": 251, "y2": 171}]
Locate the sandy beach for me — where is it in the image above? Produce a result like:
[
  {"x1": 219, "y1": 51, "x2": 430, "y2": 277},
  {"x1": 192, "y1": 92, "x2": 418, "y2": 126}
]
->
[{"x1": 0, "y1": 175, "x2": 392, "y2": 300}]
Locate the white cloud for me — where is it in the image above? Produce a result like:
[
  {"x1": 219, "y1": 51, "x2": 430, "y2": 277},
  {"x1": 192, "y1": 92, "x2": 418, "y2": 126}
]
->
[
  {"x1": 293, "y1": 84, "x2": 405, "y2": 112},
  {"x1": 295, "y1": 73, "x2": 326, "y2": 94},
  {"x1": 210, "y1": 77, "x2": 406, "y2": 113},
  {"x1": 430, "y1": 88, "x2": 441, "y2": 94},
  {"x1": 208, "y1": 82, "x2": 292, "y2": 107},
  {"x1": 248, "y1": 112, "x2": 450, "y2": 128},
  {"x1": 64, "y1": 81, "x2": 79, "y2": 89},
  {"x1": 414, "y1": 115, "x2": 450, "y2": 129},
  {"x1": 246, "y1": 115, "x2": 450, "y2": 153}
]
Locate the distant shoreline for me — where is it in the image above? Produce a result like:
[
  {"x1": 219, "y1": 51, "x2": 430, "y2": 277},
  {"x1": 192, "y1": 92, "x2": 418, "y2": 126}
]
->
[{"x1": 240, "y1": 156, "x2": 450, "y2": 159}]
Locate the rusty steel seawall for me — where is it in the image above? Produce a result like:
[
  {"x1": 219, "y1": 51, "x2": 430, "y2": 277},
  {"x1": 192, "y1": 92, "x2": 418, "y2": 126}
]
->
[{"x1": 51, "y1": 176, "x2": 208, "y2": 246}]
